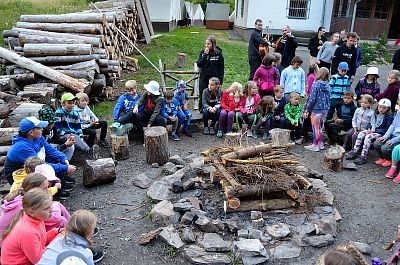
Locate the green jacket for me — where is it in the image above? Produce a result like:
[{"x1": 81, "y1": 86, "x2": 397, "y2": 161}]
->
[
  {"x1": 136, "y1": 91, "x2": 163, "y2": 125},
  {"x1": 284, "y1": 103, "x2": 302, "y2": 125}
]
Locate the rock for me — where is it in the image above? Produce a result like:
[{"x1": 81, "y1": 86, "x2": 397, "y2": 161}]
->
[
  {"x1": 270, "y1": 242, "x2": 302, "y2": 259},
  {"x1": 187, "y1": 197, "x2": 202, "y2": 210},
  {"x1": 151, "y1": 163, "x2": 159, "y2": 168},
  {"x1": 162, "y1": 167, "x2": 189, "y2": 185},
  {"x1": 147, "y1": 181, "x2": 174, "y2": 201},
  {"x1": 199, "y1": 233, "x2": 231, "y2": 252},
  {"x1": 173, "y1": 198, "x2": 196, "y2": 212},
  {"x1": 333, "y1": 208, "x2": 342, "y2": 222},
  {"x1": 250, "y1": 211, "x2": 263, "y2": 220},
  {"x1": 183, "y1": 177, "x2": 203, "y2": 191},
  {"x1": 169, "y1": 155, "x2": 185, "y2": 165},
  {"x1": 191, "y1": 209, "x2": 208, "y2": 218},
  {"x1": 180, "y1": 189, "x2": 202, "y2": 198},
  {"x1": 181, "y1": 211, "x2": 194, "y2": 225},
  {"x1": 265, "y1": 223, "x2": 291, "y2": 239},
  {"x1": 292, "y1": 223, "x2": 317, "y2": 247},
  {"x1": 223, "y1": 220, "x2": 239, "y2": 233},
  {"x1": 194, "y1": 165, "x2": 217, "y2": 177},
  {"x1": 150, "y1": 200, "x2": 180, "y2": 225},
  {"x1": 252, "y1": 218, "x2": 264, "y2": 230},
  {"x1": 309, "y1": 179, "x2": 334, "y2": 206},
  {"x1": 350, "y1": 241, "x2": 372, "y2": 255},
  {"x1": 304, "y1": 234, "x2": 334, "y2": 248},
  {"x1": 171, "y1": 181, "x2": 184, "y2": 193},
  {"x1": 313, "y1": 206, "x2": 333, "y2": 214},
  {"x1": 159, "y1": 225, "x2": 185, "y2": 249},
  {"x1": 238, "y1": 229, "x2": 249, "y2": 239},
  {"x1": 183, "y1": 245, "x2": 231, "y2": 265},
  {"x1": 182, "y1": 227, "x2": 196, "y2": 243},
  {"x1": 242, "y1": 256, "x2": 270, "y2": 265},
  {"x1": 0, "y1": 183, "x2": 11, "y2": 195},
  {"x1": 344, "y1": 162, "x2": 357, "y2": 171},
  {"x1": 232, "y1": 239, "x2": 269, "y2": 263},
  {"x1": 195, "y1": 217, "x2": 225, "y2": 233},
  {"x1": 163, "y1": 162, "x2": 178, "y2": 175},
  {"x1": 132, "y1": 173, "x2": 151, "y2": 189},
  {"x1": 314, "y1": 216, "x2": 337, "y2": 237},
  {"x1": 189, "y1": 156, "x2": 205, "y2": 169},
  {"x1": 284, "y1": 214, "x2": 307, "y2": 226}
]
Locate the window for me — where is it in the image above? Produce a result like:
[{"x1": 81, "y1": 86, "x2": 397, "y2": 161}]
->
[
  {"x1": 356, "y1": 0, "x2": 372, "y2": 18},
  {"x1": 287, "y1": 0, "x2": 311, "y2": 19},
  {"x1": 334, "y1": 0, "x2": 351, "y2": 17},
  {"x1": 241, "y1": 0, "x2": 244, "y2": 18},
  {"x1": 374, "y1": 0, "x2": 390, "y2": 19}
]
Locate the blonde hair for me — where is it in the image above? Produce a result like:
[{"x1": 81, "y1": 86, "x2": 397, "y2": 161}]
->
[
  {"x1": 24, "y1": 156, "x2": 44, "y2": 173},
  {"x1": 65, "y1": 210, "x2": 97, "y2": 246},
  {"x1": 360, "y1": 94, "x2": 373, "y2": 105},
  {"x1": 4, "y1": 173, "x2": 47, "y2": 201},
  {"x1": 76, "y1": 92, "x2": 90, "y2": 102},
  {"x1": 230, "y1": 82, "x2": 243, "y2": 103},
  {"x1": 318, "y1": 244, "x2": 368, "y2": 265},
  {"x1": 244, "y1": 81, "x2": 258, "y2": 97},
  {"x1": 125, "y1": 80, "x2": 137, "y2": 90},
  {"x1": 290, "y1": 92, "x2": 300, "y2": 99},
  {"x1": 273, "y1": 85, "x2": 284, "y2": 94},
  {"x1": 2, "y1": 188, "x2": 51, "y2": 240},
  {"x1": 316, "y1": 67, "x2": 330, "y2": 82},
  {"x1": 389, "y1": 70, "x2": 400, "y2": 82}
]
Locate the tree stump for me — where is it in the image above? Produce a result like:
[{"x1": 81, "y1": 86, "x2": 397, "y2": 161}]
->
[
  {"x1": 83, "y1": 158, "x2": 116, "y2": 187},
  {"x1": 323, "y1": 145, "x2": 345, "y2": 171},
  {"x1": 144, "y1": 126, "x2": 169, "y2": 165},
  {"x1": 176, "y1": 53, "x2": 186, "y2": 68},
  {"x1": 110, "y1": 134, "x2": 129, "y2": 161},
  {"x1": 0, "y1": 127, "x2": 19, "y2": 146},
  {"x1": 224, "y1": 132, "x2": 241, "y2": 147},
  {"x1": 270, "y1": 128, "x2": 292, "y2": 147}
]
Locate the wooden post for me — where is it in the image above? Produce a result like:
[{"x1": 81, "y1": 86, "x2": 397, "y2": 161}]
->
[
  {"x1": 135, "y1": 0, "x2": 151, "y2": 44},
  {"x1": 144, "y1": 126, "x2": 169, "y2": 166},
  {"x1": 176, "y1": 53, "x2": 186, "y2": 68},
  {"x1": 159, "y1": 59, "x2": 166, "y2": 94},
  {"x1": 324, "y1": 145, "x2": 345, "y2": 171},
  {"x1": 193, "y1": 63, "x2": 199, "y2": 110},
  {"x1": 83, "y1": 158, "x2": 116, "y2": 187},
  {"x1": 110, "y1": 134, "x2": 129, "y2": 161},
  {"x1": 270, "y1": 128, "x2": 292, "y2": 147}
]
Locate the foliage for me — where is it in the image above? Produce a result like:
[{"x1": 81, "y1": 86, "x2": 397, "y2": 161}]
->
[
  {"x1": 161, "y1": 244, "x2": 181, "y2": 257},
  {"x1": 360, "y1": 33, "x2": 391, "y2": 65}
]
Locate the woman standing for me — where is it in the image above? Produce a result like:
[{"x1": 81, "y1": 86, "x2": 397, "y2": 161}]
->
[
  {"x1": 196, "y1": 35, "x2": 224, "y2": 109},
  {"x1": 316, "y1": 32, "x2": 340, "y2": 71}
]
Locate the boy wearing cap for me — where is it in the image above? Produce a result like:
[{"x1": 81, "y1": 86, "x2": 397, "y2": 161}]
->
[
  {"x1": 133, "y1": 80, "x2": 165, "y2": 136},
  {"x1": 55, "y1": 93, "x2": 96, "y2": 160},
  {"x1": 4, "y1": 117, "x2": 76, "y2": 185},
  {"x1": 174, "y1": 80, "x2": 192, "y2": 137},
  {"x1": 327, "y1": 61, "x2": 351, "y2": 120}
]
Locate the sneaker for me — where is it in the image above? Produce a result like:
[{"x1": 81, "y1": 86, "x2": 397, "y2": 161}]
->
[
  {"x1": 209, "y1": 127, "x2": 216, "y2": 135},
  {"x1": 216, "y1": 130, "x2": 223, "y2": 138},
  {"x1": 246, "y1": 129, "x2": 252, "y2": 137},
  {"x1": 393, "y1": 173, "x2": 400, "y2": 183},
  {"x1": 116, "y1": 123, "x2": 133, "y2": 136},
  {"x1": 182, "y1": 130, "x2": 192, "y2": 137},
  {"x1": 89, "y1": 144, "x2": 100, "y2": 160},
  {"x1": 354, "y1": 156, "x2": 367, "y2": 165},
  {"x1": 386, "y1": 167, "x2": 397, "y2": 179},
  {"x1": 98, "y1": 139, "x2": 110, "y2": 148},
  {"x1": 54, "y1": 189, "x2": 70, "y2": 200},
  {"x1": 319, "y1": 142, "x2": 325, "y2": 150},
  {"x1": 304, "y1": 144, "x2": 320, "y2": 152},
  {"x1": 91, "y1": 249, "x2": 105, "y2": 263},
  {"x1": 375, "y1": 158, "x2": 385, "y2": 165},
  {"x1": 203, "y1": 127, "x2": 210, "y2": 135},
  {"x1": 262, "y1": 132, "x2": 270, "y2": 141},
  {"x1": 62, "y1": 174, "x2": 76, "y2": 184},
  {"x1": 252, "y1": 133, "x2": 258, "y2": 139},
  {"x1": 111, "y1": 122, "x2": 120, "y2": 132},
  {"x1": 93, "y1": 226, "x2": 100, "y2": 237},
  {"x1": 61, "y1": 182, "x2": 74, "y2": 192},
  {"x1": 346, "y1": 150, "x2": 357, "y2": 160},
  {"x1": 170, "y1": 133, "x2": 180, "y2": 141},
  {"x1": 382, "y1": 159, "x2": 392, "y2": 167},
  {"x1": 295, "y1": 137, "x2": 305, "y2": 145}
]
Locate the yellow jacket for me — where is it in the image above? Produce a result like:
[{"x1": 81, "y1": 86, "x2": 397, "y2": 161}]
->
[{"x1": 10, "y1": 169, "x2": 58, "y2": 196}]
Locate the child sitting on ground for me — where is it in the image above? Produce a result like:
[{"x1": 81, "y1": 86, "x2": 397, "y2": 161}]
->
[
  {"x1": 161, "y1": 90, "x2": 183, "y2": 141},
  {"x1": 343, "y1": 94, "x2": 375, "y2": 151},
  {"x1": 303, "y1": 67, "x2": 331, "y2": 152},
  {"x1": 327, "y1": 62, "x2": 351, "y2": 120},
  {"x1": 306, "y1": 64, "x2": 318, "y2": 96},
  {"x1": 347, "y1": 98, "x2": 393, "y2": 164},
  {"x1": 174, "y1": 80, "x2": 192, "y2": 137},
  {"x1": 355, "y1": 67, "x2": 380, "y2": 101},
  {"x1": 237, "y1": 81, "x2": 261, "y2": 137},
  {"x1": 253, "y1": 54, "x2": 279, "y2": 98},
  {"x1": 273, "y1": 85, "x2": 287, "y2": 128},
  {"x1": 375, "y1": 70, "x2": 400, "y2": 113},
  {"x1": 318, "y1": 244, "x2": 368, "y2": 265},
  {"x1": 284, "y1": 92, "x2": 303, "y2": 143},
  {"x1": 202, "y1": 77, "x2": 222, "y2": 135},
  {"x1": 55, "y1": 93, "x2": 96, "y2": 160},
  {"x1": 217, "y1": 82, "x2": 243, "y2": 138},
  {"x1": 325, "y1": 91, "x2": 357, "y2": 145},
  {"x1": 280, "y1": 56, "x2": 306, "y2": 101},
  {"x1": 253, "y1": 96, "x2": 275, "y2": 141},
  {"x1": 74, "y1": 92, "x2": 109, "y2": 148}
]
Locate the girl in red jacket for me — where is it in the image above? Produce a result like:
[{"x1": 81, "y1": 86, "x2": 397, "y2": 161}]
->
[
  {"x1": 237, "y1": 81, "x2": 261, "y2": 137},
  {"x1": 1, "y1": 188, "x2": 60, "y2": 265},
  {"x1": 253, "y1": 54, "x2": 279, "y2": 98},
  {"x1": 217, "y1": 82, "x2": 243, "y2": 137}
]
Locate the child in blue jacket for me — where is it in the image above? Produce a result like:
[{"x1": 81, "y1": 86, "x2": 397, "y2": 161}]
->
[
  {"x1": 113, "y1": 80, "x2": 143, "y2": 124},
  {"x1": 174, "y1": 80, "x2": 192, "y2": 137},
  {"x1": 161, "y1": 90, "x2": 185, "y2": 141}
]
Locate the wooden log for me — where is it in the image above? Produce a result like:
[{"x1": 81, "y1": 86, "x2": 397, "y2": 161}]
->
[
  {"x1": 144, "y1": 126, "x2": 169, "y2": 165},
  {"x1": 53, "y1": 60, "x2": 99, "y2": 72},
  {"x1": 16, "y1": 22, "x2": 104, "y2": 35},
  {"x1": 97, "y1": 59, "x2": 120, "y2": 67},
  {"x1": 0, "y1": 127, "x2": 19, "y2": 146},
  {"x1": 20, "y1": 13, "x2": 107, "y2": 24},
  {"x1": 270, "y1": 128, "x2": 292, "y2": 147},
  {"x1": 0, "y1": 78, "x2": 17, "y2": 92},
  {"x1": 214, "y1": 159, "x2": 241, "y2": 191},
  {"x1": 17, "y1": 86, "x2": 54, "y2": 104},
  {"x1": 0, "y1": 156, "x2": 6, "y2": 166},
  {"x1": 0, "y1": 145, "x2": 11, "y2": 156},
  {"x1": 221, "y1": 144, "x2": 272, "y2": 164},
  {"x1": 224, "y1": 199, "x2": 300, "y2": 213},
  {"x1": 110, "y1": 134, "x2": 129, "y2": 160},
  {"x1": 0, "y1": 47, "x2": 88, "y2": 93},
  {"x1": 57, "y1": 70, "x2": 96, "y2": 82},
  {"x1": 4, "y1": 37, "x2": 20, "y2": 49},
  {"x1": 23, "y1": 44, "x2": 92, "y2": 57},
  {"x1": 224, "y1": 132, "x2": 241, "y2": 147},
  {"x1": 176, "y1": 53, "x2": 186, "y2": 68},
  {"x1": 324, "y1": 145, "x2": 345, "y2": 172},
  {"x1": 91, "y1": 74, "x2": 106, "y2": 96},
  {"x1": 0, "y1": 73, "x2": 36, "y2": 84},
  {"x1": 19, "y1": 34, "x2": 101, "y2": 47},
  {"x1": 8, "y1": 103, "x2": 44, "y2": 127},
  {"x1": 0, "y1": 91, "x2": 21, "y2": 102},
  {"x1": 28, "y1": 54, "x2": 105, "y2": 65},
  {"x1": 83, "y1": 158, "x2": 116, "y2": 187}
]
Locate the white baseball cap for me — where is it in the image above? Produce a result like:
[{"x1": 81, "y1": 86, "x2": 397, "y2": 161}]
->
[
  {"x1": 378, "y1": 98, "x2": 391, "y2": 108},
  {"x1": 143, "y1": 80, "x2": 160, "y2": 95},
  {"x1": 365, "y1": 67, "x2": 379, "y2": 77},
  {"x1": 35, "y1": 164, "x2": 60, "y2": 182}
]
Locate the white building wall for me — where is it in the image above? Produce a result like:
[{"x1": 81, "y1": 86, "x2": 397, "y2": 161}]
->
[{"x1": 146, "y1": 0, "x2": 172, "y2": 22}]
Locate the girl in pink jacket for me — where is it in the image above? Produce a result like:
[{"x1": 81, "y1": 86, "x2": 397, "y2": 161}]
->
[
  {"x1": 217, "y1": 82, "x2": 243, "y2": 137},
  {"x1": 237, "y1": 81, "x2": 261, "y2": 137},
  {"x1": 253, "y1": 54, "x2": 279, "y2": 98}
]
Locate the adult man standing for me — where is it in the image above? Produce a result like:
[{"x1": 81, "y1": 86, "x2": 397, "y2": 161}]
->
[
  {"x1": 337, "y1": 29, "x2": 348, "y2": 46},
  {"x1": 308, "y1": 26, "x2": 327, "y2": 64},
  {"x1": 331, "y1": 32, "x2": 358, "y2": 82},
  {"x1": 248, "y1": 19, "x2": 269, "y2": 80},
  {"x1": 274, "y1": 25, "x2": 298, "y2": 68}
]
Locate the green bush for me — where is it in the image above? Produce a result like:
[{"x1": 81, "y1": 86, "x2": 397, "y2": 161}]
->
[
  {"x1": 360, "y1": 42, "x2": 375, "y2": 65},
  {"x1": 360, "y1": 33, "x2": 391, "y2": 65}
]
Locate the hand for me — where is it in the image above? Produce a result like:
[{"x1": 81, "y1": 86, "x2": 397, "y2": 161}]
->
[
  {"x1": 386, "y1": 140, "x2": 392, "y2": 146},
  {"x1": 55, "y1": 183, "x2": 62, "y2": 189},
  {"x1": 294, "y1": 122, "x2": 298, "y2": 126},
  {"x1": 183, "y1": 104, "x2": 188, "y2": 111},
  {"x1": 235, "y1": 108, "x2": 240, "y2": 112},
  {"x1": 377, "y1": 137, "x2": 385, "y2": 142},
  {"x1": 317, "y1": 60, "x2": 320, "y2": 64},
  {"x1": 303, "y1": 112, "x2": 309, "y2": 118},
  {"x1": 90, "y1": 121, "x2": 97, "y2": 127},
  {"x1": 317, "y1": 46, "x2": 321, "y2": 50},
  {"x1": 209, "y1": 107, "x2": 215, "y2": 113},
  {"x1": 335, "y1": 119, "x2": 343, "y2": 124},
  {"x1": 170, "y1": 116, "x2": 176, "y2": 122},
  {"x1": 367, "y1": 129, "x2": 372, "y2": 134},
  {"x1": 64, "y1": 160, "x2": 69, "y2": 165},
  {"x1": 67, "y1": 165, "x2": 76, "y2": 174},
  {"x1": 287, "y1": 32, "x2": 292, "y2": 38},
  {"x1": 65, "y1": 138, "x2": 75, "y2": 147},
  {"x1": 351, "y1": 75, "x2": 355, "y2": 83},
  {"x1": 229, "y1": 92, "x2": 234, "y2": 96},
  {"x1": 204, "y1": 47, "x2": 209, "y2": 54},
  {"x1": 353, "y1": 128, "x2": 358, "y2": 132},
  {"x1": 262, "y1": 118, "x2": 266, "y2": 122},
  {"x1": 58, "y1": 228, "x2": 66, "y2": 234},
  {"x1": 132, "y1": 105, "x2": 138, "y2": 114},
  {"x1": 275, "y1": 116, "x2": 280, "y2": 121}
]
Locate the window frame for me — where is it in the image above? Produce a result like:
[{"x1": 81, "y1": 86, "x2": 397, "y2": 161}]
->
[{"x1": 286, "y1": 0, "x2": 311, "y2": 20}]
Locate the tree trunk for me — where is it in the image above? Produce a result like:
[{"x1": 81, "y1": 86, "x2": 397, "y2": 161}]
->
[
  {"x1": 0, "y1": 145, "x2": 11, "y2": 156},
  {"x1": 0, "y1": 47, "x2": 88, "y2": 93},
  {"x1": 0, "y1": 78, "x2": 17, "y2": 92},
  {"x1": 270, "y1": 128, "x2": 292, "y2": 147},
  {"x1": 324, "y1": 145, "x2": 345, "y2": 172},
  {"x1": 23, "y1": 44, "x2": 92, "y2": 57},
  {"x1": 110, "y1": 134, "x2": 129, "y2": 160},
  {"x1": 19, "y1": 34, "x2": 101, "y2": 47},
  {"x1": 144, "y1": 126, "x2": 169, "y2": 165},
  {"x1": 224, "y1": 198, "x2": 300, "y2": 213},
  {"x1": 1, "y1": 73, "x2": 36, "y2": 84},
  {"x1": 221, "y1": 144, "x2": 272, "y2": 164},
  {"x1": 8, "y1": 103, "x2": 44, "y2": 127},
  {"x1": 0, "y1": 127, "x2": 19, "y2": 146},
  {"x1": 16, "y1": 22, "x2": 104, "y2": 34},
  {"x1": 83, "y1": 158, "x2": 116, "y2": 187},
  {"x1": 28, "y1": 54, "x2": 104, "y2": 65},
  {"x1": 20, "y1": 13, "x2": 107, "y2": 24},
  {"x1": 17, "y1": 86, "x2": 54, "y2": 104}
]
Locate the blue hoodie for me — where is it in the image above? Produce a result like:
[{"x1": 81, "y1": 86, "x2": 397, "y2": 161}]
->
[
  {"x1": 305, "y1": 80, "x2": 331, "y2": 113},
  {"x1": 382, "y1": 111, "x2": 400, "y2": 144},
  {"x1": 113, "y1": 93, "x2": 143, "y2": 121},
  {"x1": 5, "y1": 135, "x2": 68, "y2": 180},
  {"x1": 161, "y1": 98, "x2": 179, "y2": 119}
]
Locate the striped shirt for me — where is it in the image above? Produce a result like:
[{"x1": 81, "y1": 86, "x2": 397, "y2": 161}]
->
[{"x1": 329, "y1": 73, "x2": 350, "y2": 99}]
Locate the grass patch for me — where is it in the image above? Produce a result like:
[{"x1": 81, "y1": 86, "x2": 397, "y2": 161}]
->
[{"x1": 90, "y1": 101, "x2": 115, "y2": 124}]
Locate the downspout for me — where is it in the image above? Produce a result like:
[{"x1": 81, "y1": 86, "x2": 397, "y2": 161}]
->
[
  {"x1": 321, "y1": 0, "x2": 327, "y2": 27},
  {"x1": 351, "y1": 0, "x2": 362, "y2": 32}
]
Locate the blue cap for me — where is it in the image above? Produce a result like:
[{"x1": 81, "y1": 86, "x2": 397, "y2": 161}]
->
[
  {"x1": 338, "y1": 62, "x2": 349, "y2": 70},
  {"x1": 19, "y1": 116, "x2": 48, "y2": 133},
  {"x1": 177, "y1": 80, "x2": 186, "y2": 90}
]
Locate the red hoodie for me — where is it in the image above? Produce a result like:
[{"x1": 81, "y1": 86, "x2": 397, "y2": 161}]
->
[
  {"x1": 221, "y1": 90, "x2": 241, "y2": 111},
  {"x1": 375, "y1": 82, "x2": 400, "y2": 113}
]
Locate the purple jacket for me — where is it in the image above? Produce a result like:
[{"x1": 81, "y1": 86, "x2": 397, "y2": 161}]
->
[{"x1": 253, "y1": 65, "x2": 279, "y2": 94}]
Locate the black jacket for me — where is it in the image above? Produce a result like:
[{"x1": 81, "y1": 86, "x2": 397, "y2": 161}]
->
[
  {"x1": 276, "y1": 36, "x2": 299, "y2": 68},
  {"x1": 248, "y1": 29, "x2": 269, "y2": 61},
  {"x1": 308, "y1": 34, "x2": 327, "y2": 57},
  {"x1": 393, "y1": 49, "x2": 400, "y2": 71},
  {"x1": 42, "y1": 127, "x2": 68, "y2": 152},
  {"x1": 196, "y1": 46, "x2": 224, "y2": 84},
  {"x1": 331, "y1": 44, "x2": 357, "y2": 76}
]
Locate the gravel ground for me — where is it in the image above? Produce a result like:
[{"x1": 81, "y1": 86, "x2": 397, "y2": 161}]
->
[{"x1": 62, "y1": 49, "x2": 398, "y2": 264}]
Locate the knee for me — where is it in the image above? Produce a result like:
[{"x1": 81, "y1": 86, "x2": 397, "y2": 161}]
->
[{"x1": 227, "y1": 111, "x2": 235, "y2": 118}]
